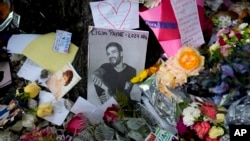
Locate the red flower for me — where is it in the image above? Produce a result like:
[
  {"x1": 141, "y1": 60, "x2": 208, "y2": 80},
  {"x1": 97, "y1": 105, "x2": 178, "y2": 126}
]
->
[
  {"x1": 193, "y1": 121, "x2": 211, "y2": 140},
  {"x1": 218, "y1": 37, "x2": 227, "y2": 46},
  {"x1": 199, "y1": 102, "x2": 217, "y2": 120},
  {"x1": 103, "y1": 104, "x2": 120, "y2": 124},
  {"x1": 66, "y1": 113, "x2": 88, "y2": 136}
]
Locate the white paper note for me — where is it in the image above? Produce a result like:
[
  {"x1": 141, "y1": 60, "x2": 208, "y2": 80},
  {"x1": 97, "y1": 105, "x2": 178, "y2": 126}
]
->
[
  {"x1": 170, "y1": 0, "x2": 204, "y2": 47},
  {"x1": 39, "y1": 91, "x2": 69, "y2": 126},
  {"x1": 53, "y1": 30, "x2": 72, "y2": 54},
  {"x1": 70, "y1": 96, "x2": 97, "y2": 115},
  {"x1": 7, "y1": 34, "x2": 40, "y2": 54},
  {"x1": 17, "y1": 58, "x2": 51, "y2": 87},
  {"x1": 90, "y1": 0, "x2": 139, "y2": 29}
]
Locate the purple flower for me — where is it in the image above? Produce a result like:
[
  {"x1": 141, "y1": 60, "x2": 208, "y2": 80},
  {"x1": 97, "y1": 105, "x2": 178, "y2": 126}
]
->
[
  {"x1": 211, "y1": 82, "x2": 229, "y2": 95},
  {"x1": 243, "y1": 44, "x2": 250, "y2": 52},
  {"x1": 221, "y1": 65, "x2": 235, "y2": 79},
  {"x1": 213, "y1": 95, "x2": 222, "y2": 105},
  {"x1": 176, "y1": 116, "x2": 195, "y2": 139},
  {"x1": 233, "y1": 63, "x2": 247, "y2": 74},
  {"x1": 176, "y1": 116, "x2": 188, "y2": 136}
]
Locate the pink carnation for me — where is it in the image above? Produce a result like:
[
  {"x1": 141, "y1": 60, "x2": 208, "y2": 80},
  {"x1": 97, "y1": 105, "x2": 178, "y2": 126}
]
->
[
  {"x1": 193, "y1": 121, "x2": 211, "y2": 140},
  {"x1": 199, "y1": 102, "x2": 217, "y2": 120}
]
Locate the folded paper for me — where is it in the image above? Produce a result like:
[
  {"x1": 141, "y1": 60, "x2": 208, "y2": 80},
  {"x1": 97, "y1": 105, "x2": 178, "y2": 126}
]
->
[
  {"x1": 7, "y1": 33, "x2": 78, "y2": 73},
  {"x1": 23, "y1": 33, "x2": 78, "y2": 73}
]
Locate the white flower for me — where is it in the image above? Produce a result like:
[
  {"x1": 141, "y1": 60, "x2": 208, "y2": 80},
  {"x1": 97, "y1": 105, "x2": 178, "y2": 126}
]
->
[
  {"x1": 240, "y1": 31, "x2": 245, "y2": 34},
  {"x1": 239, "y1": 23, "x2": 248, "y2": 29},
  {"x1": 189, "y1": 102, "x2": 200, "y2": 108},
  {"x1": 183, "y1": 115, "x2": 195, "y2": 126},
  {"x1": 218, "y1": 16, "x2": 232, "y2": 29},
  {"x1": 246, "y1": 39, "x2": 250, "y2": 43},
  {"x1": 182, "y1": 106, "x2": 201, "y2": 119}
]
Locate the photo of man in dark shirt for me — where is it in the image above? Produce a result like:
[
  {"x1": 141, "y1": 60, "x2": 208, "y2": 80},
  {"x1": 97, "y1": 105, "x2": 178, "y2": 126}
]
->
[{"x1": 91, "y1": 42, "x2": 136, "y2": 103}]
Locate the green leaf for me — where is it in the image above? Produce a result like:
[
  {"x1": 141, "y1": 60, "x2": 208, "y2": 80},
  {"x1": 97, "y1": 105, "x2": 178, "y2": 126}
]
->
[
  {"x1": 175, "y1": 99, "x2": 189, "y2": 121},
  {"x1": 114, "y1": 90, "x2": 140, "y2": 118}
]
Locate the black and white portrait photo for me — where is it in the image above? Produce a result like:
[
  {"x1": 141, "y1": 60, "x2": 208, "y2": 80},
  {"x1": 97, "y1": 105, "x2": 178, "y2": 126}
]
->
[{"x1": 87, "y1": 26, "x2": 149, "y2": 105}]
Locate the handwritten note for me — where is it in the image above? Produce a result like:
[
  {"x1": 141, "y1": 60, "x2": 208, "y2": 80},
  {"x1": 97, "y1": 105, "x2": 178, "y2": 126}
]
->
[
  {"x1": 170, "y1": 0, "x2": 204, "y2": 47},
  {"x1": 90, "y1": 0, "x2": 139, "y2": 29},
  {"x1": 53, "y1": 30, "x2": 72, "y2": 54},
  {"x1": 89, "y1": 27, "x2": 148, "y2": 40}
]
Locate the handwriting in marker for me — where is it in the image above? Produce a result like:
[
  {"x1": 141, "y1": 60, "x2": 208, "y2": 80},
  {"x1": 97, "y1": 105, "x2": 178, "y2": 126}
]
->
[{"x1": 97, "y1": 0, "x2": 132, "y2": 29}]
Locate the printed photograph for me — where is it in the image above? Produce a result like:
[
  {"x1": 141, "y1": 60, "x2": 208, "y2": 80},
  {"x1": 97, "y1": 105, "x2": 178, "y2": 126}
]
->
[
  {"x1": 0, "y1": 61, "x2": 12, "y2": 89},
  {"x1": 87, "y1": 26, "x2": 149, "y2": 105},
  {"x1": 45, "y1": 62, "x2": 81, "y2": 100},
  {"x1": 0, "y1": 98, "x2": 23, "y2": 128}
]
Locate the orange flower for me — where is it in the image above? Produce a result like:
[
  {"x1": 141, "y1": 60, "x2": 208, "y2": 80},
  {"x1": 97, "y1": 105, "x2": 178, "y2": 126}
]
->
[
  {"x1": 175, "y1": 47, "x2": 204, "y2": 76},
  {"x1": 156, "y1": 47, "x2": 204, "y2": 99}
]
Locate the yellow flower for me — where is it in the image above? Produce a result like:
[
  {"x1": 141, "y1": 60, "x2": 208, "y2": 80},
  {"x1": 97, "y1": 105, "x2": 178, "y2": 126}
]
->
[
  {"x1": 37, "y1": 102, "x2": 53, "y2": 118},
  {"x1": 216, "y1": 113, "x2": 225, "y2": 123},
  {"x1": 130, "y1": 60, "x2": 161, "y2": 84},
  {"x1": 24, "y1": 82, "x2": 41, "y2": 98},
  {"x1": 209, "y1": 42, "x2": 220, "y2": 54},
  {"x1": 130, "y1": 70, "x2": 148, "y2": 84},
  {"x1": 208, "y1": 126, "x2": 224, "y2": 139},
  {"x1": 175, "y1": 47, "x2": 204, "y2": 75},
  {"x1": 247, "y1": 27, "x2": 250, "y2": 33}
]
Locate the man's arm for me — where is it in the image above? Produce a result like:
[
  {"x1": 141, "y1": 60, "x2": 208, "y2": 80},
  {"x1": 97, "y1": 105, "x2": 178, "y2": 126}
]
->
[
  {"x1": 91, "y1": 67, "x2": 108, "y2": 91},
  {"x1": 91, "y1": 67, "x2": 111, "y2": 103}
]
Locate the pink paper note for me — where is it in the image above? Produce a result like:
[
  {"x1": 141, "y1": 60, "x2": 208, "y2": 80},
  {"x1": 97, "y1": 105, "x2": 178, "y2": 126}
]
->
[{"x1": 140, "y1": 0, "x2": 204, "y2": 57}]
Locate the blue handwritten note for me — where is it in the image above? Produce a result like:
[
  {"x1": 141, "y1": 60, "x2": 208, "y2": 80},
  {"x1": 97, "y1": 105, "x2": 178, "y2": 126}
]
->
[{"x1": 53, "y1": 30, "x2": 72, "y2": 54}]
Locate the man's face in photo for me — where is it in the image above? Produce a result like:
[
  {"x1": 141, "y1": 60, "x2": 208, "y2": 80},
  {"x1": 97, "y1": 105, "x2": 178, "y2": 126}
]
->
[{"x1": 106, "y1": 46, "x2": 122, "y2": 66}]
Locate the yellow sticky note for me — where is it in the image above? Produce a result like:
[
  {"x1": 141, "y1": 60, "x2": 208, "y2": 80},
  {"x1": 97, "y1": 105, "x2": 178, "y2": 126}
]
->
[{"x1": 23, "y1": 32, "x2": 78, "y2": 73}]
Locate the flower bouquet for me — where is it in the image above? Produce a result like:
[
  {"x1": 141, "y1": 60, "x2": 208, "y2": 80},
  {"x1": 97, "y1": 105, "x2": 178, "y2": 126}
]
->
[
  {"x1": 176, "y1": 99, "x2": 227, "y2": 141},
  {"x1": 184, "y1": 22, "x2": 250, "y2": 107}
]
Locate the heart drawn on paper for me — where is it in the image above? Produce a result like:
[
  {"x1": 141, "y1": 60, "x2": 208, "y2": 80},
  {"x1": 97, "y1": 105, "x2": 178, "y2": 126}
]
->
[{"x1": 97, "y1": 0, "x2": 132, "y2": 29}]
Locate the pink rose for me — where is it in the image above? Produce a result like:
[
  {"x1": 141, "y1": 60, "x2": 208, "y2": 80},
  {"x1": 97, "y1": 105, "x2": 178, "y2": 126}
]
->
[
  {"x1": 193, "y1": 121, "x2": 211, "y2": 140},
  {"x1": 66, "y1": 113, "x2": 88, "y2": 135},
  {"x1": 220, "y1": 44, "x2": 230, "y2": 57},
  {"x1": 103, "y1": 104, "x2": 120, "y2": 124}
]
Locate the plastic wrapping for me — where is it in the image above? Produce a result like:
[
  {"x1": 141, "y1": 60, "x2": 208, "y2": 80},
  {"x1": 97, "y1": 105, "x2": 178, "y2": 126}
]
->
[
  {"x1": 139, "y1": 75, "x2": 182, "y2": 134},
  {"x1": 225, "y1": 93, "x2": 250, "y2": 128}
]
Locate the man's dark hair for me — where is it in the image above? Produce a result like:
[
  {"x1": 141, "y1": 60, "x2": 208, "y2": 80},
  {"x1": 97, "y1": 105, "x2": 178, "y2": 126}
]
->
[{"x1": 106, "y1": 42, "x2": 123, "y2": 52}]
